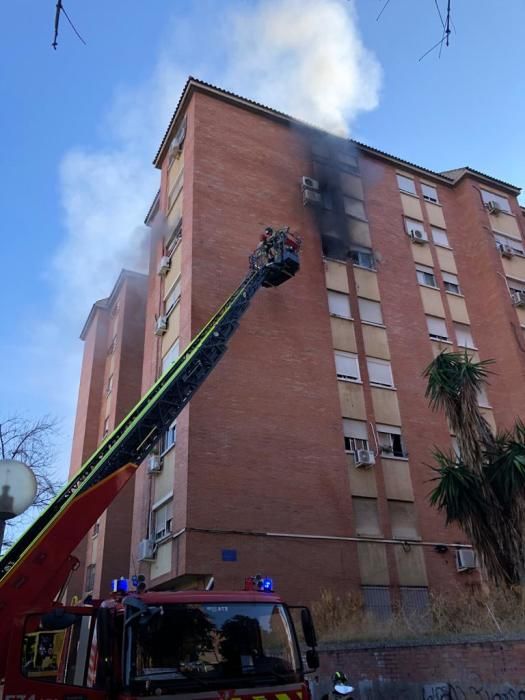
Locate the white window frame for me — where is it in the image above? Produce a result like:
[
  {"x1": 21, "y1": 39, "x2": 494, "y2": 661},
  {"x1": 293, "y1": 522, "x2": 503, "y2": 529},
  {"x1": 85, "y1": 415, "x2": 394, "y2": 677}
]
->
[
  {"x1": 328, "y1": 290, "x2": 352, "y2": 319},
  {"x1": 508, "y1": 278, "x2": 525, "y2": 295},
  {"x1": 106, "y1": 374, "x2": 113, "y2": 396},
  {"x1": 426, "y1": 316, "x2": 448, "y2": 342},
  {"x1": 416, "y1": 264, "x2": 438, "y2": 288},
  {"x1": 161, "y1": 339, "x2": 180, "y2": 373},
  {"x1": 431, "y1": 227, "x2": 449, "y2": 247},
  {"x1": 167, "y1": 169, "x2": 184, "y2": 212},
  {"x1": 455, "y1": 323, "x2": 476, "y2": 349},
  {"x1": 442, "y1": 271, "x2": 461, "y2": 295},
  {"x1": 481, "y1": 189, "x2": 511, "y2": 214},
  {"x1": 377, "y1": 424, "x2": 406, "y2": 459},
  {"x1": 367, "y1": 358, "x2": 394, "y2": 388},
  {"x1": 166, "y1": 216, "x2": 182, "y2": 255},
  {"x1": 343, "y1": 196, "x2": 367, "y2": 221},
  {"x1": 161, "y1": 420, "x2": 177, "y2": 455},
  {"x1": 334, "y1": 351, "x2": 360, "y2": 382},
  {"x1": 152, "y1": 497, "x2": 173, "y2": 542},
  {"x1": 103, "y1": 416, "x2": 110, "y2": 437},
  {"x1": 421, "y1": 183, "x2": 439, "y2": 204},
  {"x1": 358, "y1": 298, "x2": 384, "y2": 326},
  {"x1": 397, "y1": 174, "x2": 416, "y2": 195},
  {"x1": 349, "y1": 246, "x2": 375, "y2": 270},
  {"x1": 343, "y1": 419, "x2": 369, "y2": 454},
  {"x1": 164, "y1": 277, "x2": 181, "y2": 315}
]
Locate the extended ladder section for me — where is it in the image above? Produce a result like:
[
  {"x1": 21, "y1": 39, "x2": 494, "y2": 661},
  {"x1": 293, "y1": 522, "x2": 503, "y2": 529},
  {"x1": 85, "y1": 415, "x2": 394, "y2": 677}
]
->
[{"x1": 0, "y1": 229, "x2": 300, "y2": 611}]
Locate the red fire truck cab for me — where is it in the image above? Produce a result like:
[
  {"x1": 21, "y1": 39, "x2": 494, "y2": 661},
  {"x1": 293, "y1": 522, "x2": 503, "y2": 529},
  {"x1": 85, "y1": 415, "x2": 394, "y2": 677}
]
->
[{"x1": 3, "y1": 586, "x2": 319, "y2": 700}]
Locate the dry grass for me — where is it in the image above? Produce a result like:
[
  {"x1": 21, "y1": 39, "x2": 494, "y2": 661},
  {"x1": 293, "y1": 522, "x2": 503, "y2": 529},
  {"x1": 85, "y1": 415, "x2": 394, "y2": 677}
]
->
[{"x1": 311, "y1": 586, "x2": 525, "y2": 644}]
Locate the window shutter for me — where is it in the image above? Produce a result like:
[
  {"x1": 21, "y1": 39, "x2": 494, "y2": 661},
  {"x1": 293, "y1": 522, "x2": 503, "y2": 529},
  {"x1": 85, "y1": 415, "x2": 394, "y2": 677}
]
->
[
  {"x1": 426, "y1": 316, "x2": 447, "y2": 338},
  {"x1": 367, "y1": 359, "x2": 393, "y2": 386},
  {"x1": 328, "y1": 291, "x2": 351, "y2": 318},
  {"x1": 335, "y1": 352, "x2": 359, "y2": 380},
  {"x1": 358, "y1": 298, "x2": 383, "y2": 325},
  {"x1": 343, "y1": 419, "x2": 368, "y2": 439}
]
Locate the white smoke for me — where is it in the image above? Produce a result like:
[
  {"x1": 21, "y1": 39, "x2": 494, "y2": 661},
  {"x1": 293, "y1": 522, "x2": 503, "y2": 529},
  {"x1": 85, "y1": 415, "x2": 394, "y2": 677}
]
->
[{"x1": 226, "y1": 0, "x2": 381, "y2": 135}]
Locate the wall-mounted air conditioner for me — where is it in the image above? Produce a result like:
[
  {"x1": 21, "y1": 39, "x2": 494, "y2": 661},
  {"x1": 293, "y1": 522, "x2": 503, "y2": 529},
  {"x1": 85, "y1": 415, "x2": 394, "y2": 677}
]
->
[
  {"x1": 497, "y1": 242, "x2": 514, "y2": 258},
  {"x1": 303, "y1": 189, "x2": 322, "y2": 206},
  {"x1": 355, "y1": 449, "x2": 376, "y2": 467},
  {"x1": 456, "y1": 548, "x2": 476, "y2": 572},
  {"x1": 301, "y1": 176, "x2": 319, "y2": 191},
  {"x1": 138, "y1": 538, "x2": 156, "y2": 562},
  {"x1": 157, "y1": 256, "x2": 171, "y2": 276},
  {"x1": 486, "y1": 201, "x2": 501, "y2": 215},
  {"x1": 511, "y1": 291, "x2": 525, "y2": 307},
  {"x1": 154, "y1": 316, "x2": 168, "y2": 336},
  {"x1": 410, "y1": 228, "x2": 428, "y2": 244},
  {"x1": 147, "y1": 455, "x2": 162, "y2": 474}
]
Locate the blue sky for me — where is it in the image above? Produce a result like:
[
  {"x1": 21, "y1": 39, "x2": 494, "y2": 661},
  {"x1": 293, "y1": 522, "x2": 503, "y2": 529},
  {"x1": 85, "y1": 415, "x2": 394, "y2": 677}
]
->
[{"x1": 1, "y1": 0, "x2": 524, "y2": 491}]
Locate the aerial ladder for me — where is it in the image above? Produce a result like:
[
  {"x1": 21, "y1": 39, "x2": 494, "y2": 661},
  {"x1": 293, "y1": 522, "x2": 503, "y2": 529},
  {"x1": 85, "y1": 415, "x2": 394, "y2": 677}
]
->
[{"x1": 0, "y1": 227, "x2": 301, "y2": 679}]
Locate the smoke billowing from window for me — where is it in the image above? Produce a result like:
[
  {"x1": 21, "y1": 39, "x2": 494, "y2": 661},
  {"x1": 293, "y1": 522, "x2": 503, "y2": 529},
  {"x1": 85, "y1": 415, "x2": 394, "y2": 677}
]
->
[{"x1": 226, "y1": 0, "x2": 381, "y2": 135}]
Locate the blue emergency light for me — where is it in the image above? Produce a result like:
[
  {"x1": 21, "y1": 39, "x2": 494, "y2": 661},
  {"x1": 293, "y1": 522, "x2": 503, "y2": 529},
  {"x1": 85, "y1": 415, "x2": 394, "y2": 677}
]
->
[
  {"x1": 111, "y1": 577, "x2": 129, "y2": 594},
  {"x1": 262, "y1": 577, "x2": 273, "y2": 592},
  {"x1": 244, "y1": 575, "x2": 274, "y2": 592}
]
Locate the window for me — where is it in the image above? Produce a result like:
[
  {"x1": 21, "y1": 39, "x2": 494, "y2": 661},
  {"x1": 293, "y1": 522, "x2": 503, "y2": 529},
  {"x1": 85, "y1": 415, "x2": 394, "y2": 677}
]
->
[
  {"x1": 494, "y1": 232, "x2": 524, "y2": 256},
  {"x1": 397, "y1": 174, "x2": 416, "y2": 195},
  {"x1": 400, "y1": 587, "x2": 430, "y2": 617},
  {"x1": 416, "y1": 264, "x2": 437, "y2": 288},
  {"x1": 481, "y1": 189, "x2": 511, "y2": 214},
  {"x1": 404, "y1": 218, "x2": 427, "y2": 240},
  {"x1": 103, "y1": 416, "x2": 110, "y2": 437},
  {"x1": 362, "y1": 586, "x2": 392, "y2": 620},
  {"x1": 335, "y1": 351, "x2": 360, "y2": 382},
  {"x1": 328, "y1": 290, "x2": 352, "y2": 319},
  {"x1": 367, "y1": 358, "x2": 394, "y2": 387},
  {"x1": 338, "y1": 145, "x2": 358, "y2": 170},
  {"x1": 107, "y1": 334, "x2": 117, "y2": 356},
  {"x1": 162, "y1": 420, "x2": 177, "y2": 453},
  {"x1": 167, "y1": 170, "x2": 184, "y2": 211},
  {"x1": 162, "y1": 339, "x2": 180, "y2": 373},
  {"x1": 431, "y1": 227, "x2": 449, "y2": 247},
  {"x1": 349, "y1": 246, "x2": 375, "y2": 270},
  {"x1": 426, "y1": 316, "x2": 448, "y2": 342},
  {"x1": 377, "y1": 424, "x2": 406, "y2": 458},
  {"x1": 421, "y1": 184, "x2": 439, "y2": 204},
  {"x1": 343, "y1": 196, "x2": 367, "y2": 220},
  {"x1": 455, "y1": 323, "x2": 475, "y2": 349},
  {"x1": 353, "y1": 497, "x2": 381, "y2": 537},
  {"x1": 164, "y1": 278, "x2": 181, "y2": 315},
  {"x1": 92, "y1": 522, "x2": 100, "y2": 538},
  {"x1": 85, "y1": 564, "x2": 96, "y2": 592},
  {"x1": 442, "y1": 271, "x2": 461, "y2": 294},
  {"x1": 508, "y1": 278, "x2": 525, "y2": 296},
  {"x1": 477, "y1": 386, "x2": 491, "y2": 407},
  {"x1": 105, "y1": 374, "x2": 113, "y2": 396},
  {"x1": 153, "y1": 499, "x2": 173, "y2": 541},
  {"x1": 343, "y1": 419, "x2": 369, "y2": 453},
  {"x1": 389, "y1": 500, "x2": 419, "y2": 539},
  {"x1": 166, "y1": 217, "x2": 182, "y2": 254},
  {"x1": 358, "y1": 298, "x2": 383, "y2": 325}
]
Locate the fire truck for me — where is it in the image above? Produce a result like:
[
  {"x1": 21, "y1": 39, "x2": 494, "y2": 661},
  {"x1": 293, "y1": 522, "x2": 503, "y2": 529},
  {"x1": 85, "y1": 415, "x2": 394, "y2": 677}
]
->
[{"x1": 0, "y1": 229, "x2": 320, "y2": 699}]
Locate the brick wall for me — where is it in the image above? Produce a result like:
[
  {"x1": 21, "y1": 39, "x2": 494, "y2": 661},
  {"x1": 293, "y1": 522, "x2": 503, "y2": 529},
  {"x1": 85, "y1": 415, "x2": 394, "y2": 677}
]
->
[{"x1": 318, "y1": 637, "x2": 525, "y2": 699}]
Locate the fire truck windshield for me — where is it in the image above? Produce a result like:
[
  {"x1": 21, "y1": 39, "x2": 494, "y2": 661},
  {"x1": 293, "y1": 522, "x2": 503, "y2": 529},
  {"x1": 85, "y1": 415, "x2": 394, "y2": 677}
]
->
[{"x1": 126, "y1": 602, "x2": 302, "y2": 691}]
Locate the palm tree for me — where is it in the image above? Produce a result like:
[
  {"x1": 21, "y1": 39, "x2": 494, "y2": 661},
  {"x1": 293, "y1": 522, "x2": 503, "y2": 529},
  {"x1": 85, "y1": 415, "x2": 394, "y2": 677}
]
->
[{"x1": 424, "y1": 351, "x2": 525, "y2": 585}]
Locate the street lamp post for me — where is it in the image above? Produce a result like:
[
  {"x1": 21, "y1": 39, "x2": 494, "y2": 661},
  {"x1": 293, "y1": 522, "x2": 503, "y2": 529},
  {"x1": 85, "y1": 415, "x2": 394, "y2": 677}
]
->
[{"x1": 0, "y1": 460, "x2": 37, "y2": 552}]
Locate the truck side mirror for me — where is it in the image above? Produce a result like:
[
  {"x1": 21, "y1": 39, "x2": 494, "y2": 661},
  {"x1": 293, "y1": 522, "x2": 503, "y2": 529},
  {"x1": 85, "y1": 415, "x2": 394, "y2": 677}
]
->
[
  {"x1": 306, "y1": 648, "x2": 320, "y2": 670},
  {"x1": 301, "y1": 607, "x2": 317, "y2": 648}
]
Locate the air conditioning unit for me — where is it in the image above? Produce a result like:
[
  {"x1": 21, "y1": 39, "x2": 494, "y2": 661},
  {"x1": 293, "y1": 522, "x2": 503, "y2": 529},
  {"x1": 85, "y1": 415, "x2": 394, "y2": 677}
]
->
[
  {"x1": 486, "y1": 201, "x2": 501, "y2": 215},
  {"x1": 301, "y1": 176, "x2": 319, "y2": 191},
  {"x1": 355, "y1": 449, "x2": 376, "y2": 467},
  {"x1": 303, "y1": 189, "x2": 322, "y2": 206},
  {"x1": 157, "y1": 256, "x2": 171, "y2": 276},
  {"x1": 138, "y1": 538, "x2": 156, "y2": 562},
  {"x1": 154, "y1": 315, "x2": 168, "y2": 336},
  {"x1": 147, "y1": 454, "x2": 162, "y2": 474},
  {"x1": 497, "y1": 242, "x2": 514, "y2": 258},
  {"x1": 512, "y1": 291, "x2": 525, "y2": 307},
  {"x1": 410, "y1": 228, "x2": 428, "y2": 244},
  {"x1": 456, "y1": 548, "x2": 476, "y2": 572}
]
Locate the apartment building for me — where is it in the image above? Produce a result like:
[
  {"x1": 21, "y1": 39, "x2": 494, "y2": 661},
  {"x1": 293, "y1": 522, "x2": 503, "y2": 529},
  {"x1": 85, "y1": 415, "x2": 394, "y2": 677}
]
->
[
  {"x1": 69, "y1": 270, "x2": 147, "y2": 599},
  {"x1": 71, "y1": 78, "x2": 525, "y2": 610}
]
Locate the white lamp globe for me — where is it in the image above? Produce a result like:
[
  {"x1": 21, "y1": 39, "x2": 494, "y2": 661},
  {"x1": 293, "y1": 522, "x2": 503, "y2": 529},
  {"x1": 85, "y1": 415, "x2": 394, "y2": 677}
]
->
[{"x1": 0, "y1": 460, "x2": 37, "y2": 520}]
